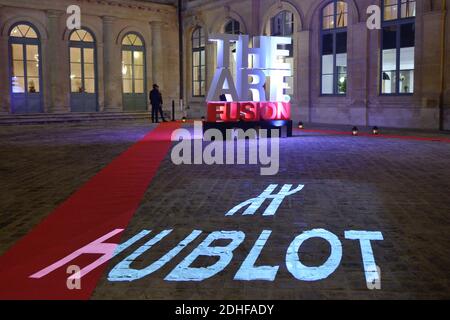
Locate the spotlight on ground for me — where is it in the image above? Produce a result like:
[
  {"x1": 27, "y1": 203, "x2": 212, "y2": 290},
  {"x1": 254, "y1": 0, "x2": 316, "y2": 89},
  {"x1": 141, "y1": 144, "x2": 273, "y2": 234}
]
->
[
  {"x1": 298, "y1": 122, "x2": 304, "y2": 129},
  {"x1": 352, "y1": 126, "x2": 359, "y2": 136},
  {"x1": 372, "y1": 126, "x2": 379, "y2": 135},
  {"x1": 182, "y1": 117, "x2": 187, "y2": 123},
  {"x1": 201, "y1": 116, "x2": 206, "y2": 122}
]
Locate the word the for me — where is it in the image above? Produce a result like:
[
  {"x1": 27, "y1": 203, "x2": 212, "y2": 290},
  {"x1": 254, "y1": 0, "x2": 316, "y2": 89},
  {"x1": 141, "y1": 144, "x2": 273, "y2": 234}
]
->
[
  {"x1": 171, "y1": 122, "x2": 280, "y2": 176},
  {"x1": 207, "y1": 34, "x2": 292, "y2": 103},
  {"x1": 207, "y1": 101, "x2": 290, "y2": 122}
]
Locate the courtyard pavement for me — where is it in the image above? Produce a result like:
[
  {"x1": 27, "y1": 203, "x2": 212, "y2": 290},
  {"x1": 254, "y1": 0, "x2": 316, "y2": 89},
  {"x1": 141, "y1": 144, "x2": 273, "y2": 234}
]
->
[{"x1": 1, "y1": 120, "x2": 450, "y2": 299}]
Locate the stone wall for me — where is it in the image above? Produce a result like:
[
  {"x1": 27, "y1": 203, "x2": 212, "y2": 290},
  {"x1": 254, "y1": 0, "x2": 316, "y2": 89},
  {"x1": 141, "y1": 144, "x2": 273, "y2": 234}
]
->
[
  {"x1": 0, "y1": 0, "x2": 448, "y2": 130},
  {"x1": 0, "y1": 0, "x2": 179, "y2": 114},
  {"x1": 182, "y1": 0, "x2": 450, "y2": 130}
]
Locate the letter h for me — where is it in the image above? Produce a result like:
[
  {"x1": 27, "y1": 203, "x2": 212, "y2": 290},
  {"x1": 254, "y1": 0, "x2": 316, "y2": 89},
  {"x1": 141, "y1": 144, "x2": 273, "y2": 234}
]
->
[{"x1": 225, "y1": 184, "x2": 304, "y2": 216}]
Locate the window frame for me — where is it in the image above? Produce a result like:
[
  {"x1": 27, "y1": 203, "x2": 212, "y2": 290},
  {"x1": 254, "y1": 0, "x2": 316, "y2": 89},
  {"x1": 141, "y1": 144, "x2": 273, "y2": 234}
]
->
[
  {"x1": 224, "y1": 19, "x2": 241, "y2": 35},
  {"x1": 121, "y1": 32, "x2": 146, "y2": 95},
  {"x1": 380, "y1": 0, "x2": 416, "y2": 96},
  {"x1": 69, "y1": 28, "x2": 98, "y2": 95},
  {"x1": 191, "y1": 27, "x2": 206, "y2": 98},
  {"x1": 320, "y1": 1, "x2": 348, "y2": 96},
  {"x1": 8, "y1": 22, "x2": 43, "y2": 97},
  {"x1": 271, "y1": 10, "x2": 294, "y2": 37}
]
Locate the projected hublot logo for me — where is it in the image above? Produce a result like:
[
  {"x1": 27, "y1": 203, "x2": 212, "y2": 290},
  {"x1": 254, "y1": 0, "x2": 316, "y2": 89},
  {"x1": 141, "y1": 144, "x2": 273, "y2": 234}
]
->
[{"x1": 30, "y1": 184, "x2": 384, "y2": 289}]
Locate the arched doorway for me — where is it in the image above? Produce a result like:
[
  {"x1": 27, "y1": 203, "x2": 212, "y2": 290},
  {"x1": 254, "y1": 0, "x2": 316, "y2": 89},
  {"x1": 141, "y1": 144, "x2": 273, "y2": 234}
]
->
[
  {"x1": 9, "y1": 23, "x2": 43, "y2": 113},
  {"x1": 121, "y1": 33, "x2": 147, "y2": 111},
  {"x1": 69, "y1": 28, "x2": 98, "y2": 112}
]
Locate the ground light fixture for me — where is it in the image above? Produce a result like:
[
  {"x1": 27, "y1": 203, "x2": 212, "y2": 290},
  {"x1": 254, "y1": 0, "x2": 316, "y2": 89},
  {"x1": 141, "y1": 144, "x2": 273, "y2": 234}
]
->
[
  {"x1": 373, "y1": 126, "x2": 380, "y2": 135},
  {"x1": 201, "y1": 116, "x2": 206, "y2": 122},
  {"x1": 298, "y1": 122, "x2": 304, "y2": 129},
  {"x1": 182, "y1": 117, "x2": 187, "y2": 123},
  {"x1": 352, "y1": 126, "x2": 359, "y2": 136}
]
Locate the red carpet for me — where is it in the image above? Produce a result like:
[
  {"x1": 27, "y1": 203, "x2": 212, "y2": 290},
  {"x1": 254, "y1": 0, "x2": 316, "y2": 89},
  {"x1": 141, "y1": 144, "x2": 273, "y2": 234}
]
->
[{"x1": 0, "y1": 122, "x2": 180, "y2": 300}]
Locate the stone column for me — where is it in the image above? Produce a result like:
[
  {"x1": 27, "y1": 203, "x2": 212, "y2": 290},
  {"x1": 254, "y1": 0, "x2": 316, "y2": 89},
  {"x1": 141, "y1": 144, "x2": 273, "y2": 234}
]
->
[
  {"x1": 0, "y1": 35, "x2": 10, "y2": 113},
  {"x1": 96, "y1": 40, "x2": 105, "y2": 112},
  {"x1": 46, "y1": 10, "x2": 67, "y2": 113},
  {"x1": 103, "y1": 16, "x2": 122, "y2": 112},
  {"x1": 251, "y1": 0, "x2": 261, "y2": 36},
  {"x1": 206, "y1": 41, "x2": 216, "y2": 95},
  {"x1": 421, "y1": 11, "x2": 443, "y2": 125},
  {"x1": 347, "y1": 22, "x2": 369, "y2": 126},
  {"x1": 146, "y1": 22, "x2": 153, "y2": 107},
  {"x1": 0, "y1": 5, "x2": 9, "y2": 113},
  {"x1": 296, "y1": 30, "x2": 310, "y2": 123},
  {"x1": 151, "y1": 21, "x2": 164, "y2": 87}
]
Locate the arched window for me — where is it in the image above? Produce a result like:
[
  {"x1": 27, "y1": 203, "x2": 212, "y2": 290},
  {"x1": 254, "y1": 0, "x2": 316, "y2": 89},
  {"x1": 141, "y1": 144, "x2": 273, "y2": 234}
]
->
[
  {"x1": 321, "y1": 1, "x2": 348, "y2": 95},
  {"x1": 122, "y1": 33, "x2": 147, "y2": 111},
  {"x1": 192, "y1": 27, "x2": 206, "y2": 97},
  {"x1": 224, "y1": 19, "x2": 241, "y2": 82},
  {"x1": 271, "y1": 10, "x2": 294, "y2": 37},
  {"x1": 224, "y1": 19, "x2": 241, "y2": 35},
  {"x1": 69, "y1": 28, "x2": 98, "y2": 112},
  {"x1": 381, "y1": 0, "x2": 416, "y2": 94},
  {"x1": 9, "y1": 23, "x2": 42, "y2": 113},
  {"x1": 270, "y1": 11, "x2": 294, "y2": 100}
]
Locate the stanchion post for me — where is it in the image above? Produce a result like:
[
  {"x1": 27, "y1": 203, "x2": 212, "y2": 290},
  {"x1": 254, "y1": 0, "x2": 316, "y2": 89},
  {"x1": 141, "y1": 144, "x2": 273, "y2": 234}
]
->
[{"x1": 172, "y1": 100, "x2": 175, "y2": 121}]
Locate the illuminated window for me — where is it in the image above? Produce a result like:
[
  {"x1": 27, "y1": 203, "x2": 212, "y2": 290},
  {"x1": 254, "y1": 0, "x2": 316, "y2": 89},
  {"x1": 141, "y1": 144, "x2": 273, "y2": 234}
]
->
[
  {"x1": 381, "y1": 0, "x2": 415, "y2": 94},
  {"x1": 270, "y1": 11, "x2": 294, "y2": 100},
  {"x1": 69, "y1": 29, "x2": 96, "y2": 94},
  {"x1": 321, "y1": 1, "x2": 348, "y2": 95},
  {"x1": 121, "y1": 33, "x2": 145, "y2": 94},
  {"x1": 192, "y1": 27, "x2": 206, "y2": 97},
  {"x1": 383, "y1": 0, "x2": 416, "y2": 21},
  {"x1": 10, "y1": 24, "x2": 40, "y2": 94}
]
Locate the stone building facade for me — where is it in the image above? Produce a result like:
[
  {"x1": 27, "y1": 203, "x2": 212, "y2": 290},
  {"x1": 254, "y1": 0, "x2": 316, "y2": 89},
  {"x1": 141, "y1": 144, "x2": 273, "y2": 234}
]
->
[
  {"x1": 0, "y1": 0, "x2": 449, "y2": 130},
  {"x1": 183, "y1": 0, "x2": 450, "y2": 130},
  {"x1": 0, "y1": 0, "x2": 179, "y2": 115}
]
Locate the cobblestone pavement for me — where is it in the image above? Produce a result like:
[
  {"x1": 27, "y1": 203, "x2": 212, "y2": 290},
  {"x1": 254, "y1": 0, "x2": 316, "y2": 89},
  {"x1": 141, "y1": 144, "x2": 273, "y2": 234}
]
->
[
  {"x1": 0, "y1": 120, "x2": 158, "y2": 255},
  {"x1": 1, "y1": 121, "x2": 450, "y2": 299}
]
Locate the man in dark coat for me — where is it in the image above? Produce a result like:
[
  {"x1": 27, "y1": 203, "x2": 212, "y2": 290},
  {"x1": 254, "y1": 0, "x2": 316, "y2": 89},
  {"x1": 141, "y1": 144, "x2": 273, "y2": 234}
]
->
[{"x1": 149, "y1": 84, "x2": 166, "y2": 123}]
